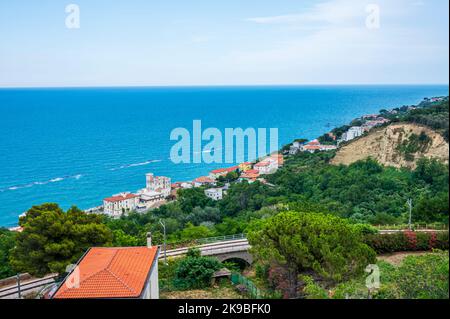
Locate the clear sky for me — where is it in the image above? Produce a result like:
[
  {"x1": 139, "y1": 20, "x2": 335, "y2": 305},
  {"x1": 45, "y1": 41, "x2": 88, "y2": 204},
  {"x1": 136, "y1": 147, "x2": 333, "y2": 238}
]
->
[{"x1": 0, "y1": 0, "x2": 448, "y2": 87}]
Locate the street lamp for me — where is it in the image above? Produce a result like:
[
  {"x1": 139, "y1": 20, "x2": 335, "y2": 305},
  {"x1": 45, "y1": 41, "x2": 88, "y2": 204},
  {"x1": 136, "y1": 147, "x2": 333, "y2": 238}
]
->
[
  {"x1": 159, "y1": 219, "x2": 167, "y2": 265},
  {"x1": 407, "y1": 199, "x2": 413, "y2": 231}
]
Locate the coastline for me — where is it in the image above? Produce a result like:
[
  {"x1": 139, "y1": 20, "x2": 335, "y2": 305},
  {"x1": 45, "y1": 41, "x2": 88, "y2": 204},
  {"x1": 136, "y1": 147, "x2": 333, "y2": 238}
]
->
[{"x1": 4, "y1": 94, "x2": 449, "y2": 229}]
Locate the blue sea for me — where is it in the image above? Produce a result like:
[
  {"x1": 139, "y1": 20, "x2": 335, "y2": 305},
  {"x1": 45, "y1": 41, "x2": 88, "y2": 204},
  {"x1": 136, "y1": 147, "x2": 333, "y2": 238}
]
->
[{"x1": 0, "y1": 85, "x2": 448, "y2": 226}]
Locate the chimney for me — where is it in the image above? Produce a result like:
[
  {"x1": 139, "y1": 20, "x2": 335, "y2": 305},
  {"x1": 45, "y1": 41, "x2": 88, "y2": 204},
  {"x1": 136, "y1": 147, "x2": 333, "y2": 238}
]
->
[{"x1": 146, "y1": 232, "x2": 152, "y2": 248}]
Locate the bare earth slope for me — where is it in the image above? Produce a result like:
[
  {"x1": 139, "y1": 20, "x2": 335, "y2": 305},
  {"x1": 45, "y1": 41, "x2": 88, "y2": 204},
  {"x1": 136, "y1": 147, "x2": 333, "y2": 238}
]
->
[{"x1": 331, "y1": 123, "x2": 449, "y2": 169}]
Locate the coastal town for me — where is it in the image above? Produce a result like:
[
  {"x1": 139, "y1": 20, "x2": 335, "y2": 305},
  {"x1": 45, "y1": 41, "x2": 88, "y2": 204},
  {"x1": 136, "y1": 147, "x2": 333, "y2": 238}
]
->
[
  {"x1": 81, "y1": 111, "x2": 396, "y2": 220},
  {"x1": 95, "y1": 152, "x2": 285, "y2": 218},
  {"x1": 8, "y1": 96, "x2": 447, "y2": 227}
]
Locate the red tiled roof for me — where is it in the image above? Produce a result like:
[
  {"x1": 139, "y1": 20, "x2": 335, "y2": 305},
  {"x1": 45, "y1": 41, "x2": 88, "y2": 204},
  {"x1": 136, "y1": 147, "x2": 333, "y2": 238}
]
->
[
  {"x1": 194, "y1": 176, "x2": 215, "y2": 183},
  {"x1": 211, "y1": 166, "x2": 239, "y2": 174},
  {"x1": 303, "y1": 145, "x2": 321, "y2": 150},
  {"x1": 210, "y1": 168, "x2": 228, "y2": 174},
  {"x1": 104, "y1": 193, "x2": 138, "y2": 203},
  {"x1": 53, "y1": 247, "x2": 158, "y2": 299},
  {"x1": 255, "y1": 161, "x2": 270, "y2": 167},
  {"x1": 307, "y1": 139, "x2": 320, "y2": 145}
]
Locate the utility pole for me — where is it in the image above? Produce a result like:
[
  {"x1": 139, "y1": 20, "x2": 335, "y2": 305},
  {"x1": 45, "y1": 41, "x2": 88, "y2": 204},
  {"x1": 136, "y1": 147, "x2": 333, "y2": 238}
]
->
[
  {"x1": 407, "y1": 198, "x2": 413, "y2": 231},
  {"x1": 159, "y1": 219, "x2": 167, "y2": 265},
  {"x1": 16, "y1": 274, "x2": 22, "y2": 299}
]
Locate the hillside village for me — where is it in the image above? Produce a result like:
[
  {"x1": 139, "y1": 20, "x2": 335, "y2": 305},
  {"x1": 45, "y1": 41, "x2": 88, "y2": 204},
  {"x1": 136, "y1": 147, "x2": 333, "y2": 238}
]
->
[
  {"x1": 41, "y1": 96, "x2": 449, "y2": 221},
  {"x1": 90, "y1": 104, "x2": 399, "y2": 218}
]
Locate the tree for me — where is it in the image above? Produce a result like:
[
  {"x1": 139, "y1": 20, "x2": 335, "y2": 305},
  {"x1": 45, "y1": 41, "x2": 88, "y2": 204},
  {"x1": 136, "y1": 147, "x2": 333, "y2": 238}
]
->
[
  {"x1": 186, "y1": 206, "x2": 222, "y2": 226},
  {"x1": 177, "y1": 188, "x2": 214, "y2": 213},
  {"x1": 10, "y1": 204, "x2": 112, "y2": 277},
  {"x1": 390, "y1": 251, "x2": 449, "y2": 299},
  {"x1": 218, "y1": 171, "x2": 239, "y2": 183},
  {"x1": 112, "y1": 229, "x2": 140, "y2": 247},
  {"x1": 0, "y1": 228, "x2": 16, "y2": 279},
  {"x1": 175, "y1": 222, "x2": 213, "y2": 242},
  {"x1": 173, "y1": 250, "x2": 222, "y2": 290},
  {"x1": 248, "y1": 211, "x2": 376, "y2": 298}
]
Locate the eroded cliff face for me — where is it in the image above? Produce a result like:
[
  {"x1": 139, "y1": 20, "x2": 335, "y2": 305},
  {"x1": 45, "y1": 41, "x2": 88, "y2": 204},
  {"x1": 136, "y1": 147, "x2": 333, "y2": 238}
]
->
[{"x1": 331, "y1": 123, "x2": 449, "y2": 169}]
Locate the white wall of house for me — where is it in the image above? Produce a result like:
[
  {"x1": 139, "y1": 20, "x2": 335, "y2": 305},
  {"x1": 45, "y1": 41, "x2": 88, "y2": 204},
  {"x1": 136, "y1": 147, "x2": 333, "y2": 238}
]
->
[
  {"x1": 142, "y1": 258, "x2": 159, "y2": 299},
  {"x1": 103, "y1": 195, "x2": 139, "y2": 217},
  {"x1": 146, "y1": 173, "x2": 171, "y2": 197},
  {"x1": 205, "y1": 188, "x2": 223, "y2": 200}
]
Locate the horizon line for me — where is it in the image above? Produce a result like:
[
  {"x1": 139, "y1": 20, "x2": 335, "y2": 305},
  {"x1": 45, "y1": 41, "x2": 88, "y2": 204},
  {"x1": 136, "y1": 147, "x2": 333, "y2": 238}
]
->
[{"x1": 0, "y1": 83, "x2": 449, "y2": 90}]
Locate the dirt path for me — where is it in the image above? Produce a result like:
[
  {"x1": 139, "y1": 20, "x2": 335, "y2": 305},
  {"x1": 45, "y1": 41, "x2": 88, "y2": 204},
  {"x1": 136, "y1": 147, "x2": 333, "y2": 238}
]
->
[{"x1": 377, "y1": 251, "x2": 430, "y2": 266}]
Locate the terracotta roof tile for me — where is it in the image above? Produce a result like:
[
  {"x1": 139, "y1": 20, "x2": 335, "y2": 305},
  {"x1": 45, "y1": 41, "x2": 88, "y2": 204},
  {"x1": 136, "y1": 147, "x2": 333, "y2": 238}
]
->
[
  {"x1": 53, "y1": 247, "x2": 158, "y2": 299},
  {"x1": 104, "y1": 193, "x2": 139, "y2": 203}
]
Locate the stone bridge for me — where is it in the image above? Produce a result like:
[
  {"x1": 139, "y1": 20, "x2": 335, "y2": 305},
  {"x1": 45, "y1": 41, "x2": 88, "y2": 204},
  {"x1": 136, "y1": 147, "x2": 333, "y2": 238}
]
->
[{"x1": 163, "y1": 238, "x2": 253, "y2": 264}]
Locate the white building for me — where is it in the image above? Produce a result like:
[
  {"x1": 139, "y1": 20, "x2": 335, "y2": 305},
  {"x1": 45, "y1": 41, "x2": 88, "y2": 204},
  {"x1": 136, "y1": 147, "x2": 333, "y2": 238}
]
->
[
  {"x1": 289, "y1": 141, "x2": 302, "y2": 155},
  {"x1": 342, "y1": 126, "x2": 364, "y2": 142},
  {"x1": 205, "y1": 188, "x2": 223, "y2": 201},
  {"x1": 193, "y1": 176, "x2": 216, "y2": 188},
  {"x1": 103, "y1": 192, "x2": 139, "y2": 217},
  {"x1": 136, "y1": 190, "x2": 166, "y2": 211},
  {"x1": 145, "y1": 173, "x2": 171, "y2": 197},
  {"x1": 254, "y1": 155, "x2": 281, "y2": 175}
]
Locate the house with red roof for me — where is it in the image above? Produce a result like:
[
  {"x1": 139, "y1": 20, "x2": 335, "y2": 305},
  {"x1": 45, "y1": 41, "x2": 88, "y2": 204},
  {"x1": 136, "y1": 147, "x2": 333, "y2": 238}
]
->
[
  {"x1": 193, "y1": 176, "x2": 216, "y2": 187},
  {"x1": 103, "y1": 192, "x2": 139, "y2": 217},
  {"x1": 254, "y1": 154, "x2": 283, "y2": 175},
  {"x1": 208, "y1": 166, "x2": 239, "y2": 180},
  {"x1": 52, "y1": 242, "x2": 160, "y2": 299},
  {"x1": 239, "y1": 169, "x2": 260, "y2": 182}
]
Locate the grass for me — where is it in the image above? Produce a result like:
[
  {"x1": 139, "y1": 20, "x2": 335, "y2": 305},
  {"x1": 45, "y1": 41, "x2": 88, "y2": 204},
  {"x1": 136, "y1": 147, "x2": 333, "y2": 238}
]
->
[{"x1": 160, "y1": 280, "x2": 243, "y2": 299}]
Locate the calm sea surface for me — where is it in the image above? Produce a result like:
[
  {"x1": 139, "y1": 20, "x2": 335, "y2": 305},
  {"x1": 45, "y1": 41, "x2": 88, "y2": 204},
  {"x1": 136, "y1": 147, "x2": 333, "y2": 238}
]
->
[{"x1": 0, "y1": 85, "x2": 448, "y2": 226}]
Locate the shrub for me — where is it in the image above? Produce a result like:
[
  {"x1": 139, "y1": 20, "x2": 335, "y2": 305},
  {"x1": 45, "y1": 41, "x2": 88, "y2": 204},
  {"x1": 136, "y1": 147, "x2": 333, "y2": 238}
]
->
[
  {"x1": 173, "y1": 255, "x2": 222, "y2": 290},
  {"x1": 365, "y1": 231, "x2": 449, "y2": 254},
  {"x1": 393, "y1": 251, "x2": 449, "y2": 299},
  {"x1": 300, "y1": 275, "x2": 329, "y2": 299},
  {"x1": 352, "y1": 223, "x2": 379, "y2": 235},
  {"x1": 186, "y1": 248, "x2": 201, "y2": 258}
]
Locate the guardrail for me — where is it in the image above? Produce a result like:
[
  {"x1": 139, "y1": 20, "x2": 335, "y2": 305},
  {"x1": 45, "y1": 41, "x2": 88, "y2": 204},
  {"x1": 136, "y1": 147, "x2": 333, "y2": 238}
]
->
[
  {"x1": 375, "y1": 224, "x2": 448, "y2": 231},
  {"x1": 195, "y1": 233, "x2": 246, "y2": 245},
  {"x1": 0, "y1": 274, "x2": 58, "y2": 299},
  {"x1": 164, "y1": 238, "x2": 249, "y2": 258}
]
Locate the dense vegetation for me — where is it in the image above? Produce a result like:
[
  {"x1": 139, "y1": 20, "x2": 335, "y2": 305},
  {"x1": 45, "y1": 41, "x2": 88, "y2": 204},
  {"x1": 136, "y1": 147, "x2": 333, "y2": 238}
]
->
[
  {"x1": 267, "y1": 156, "x2": 449, "y2": 225},
  {"x1": 247, "y1": 212, "x2": 376, "y2": 298},
  {"x1": 172, "y1": 248, "x2": 222, "y2": 290},
  {"x1": 0, "y1": 228, "x2": 16, "y2": 278},
  {"x1": 392, "y1": 98, "x2": 449, "y2": 142},
  {"x1": 10, "y1": 204, "x2": 112, "y2": 277},
  {"x1": 1, "y1": 153, "x2": 447, "y2": 280},
  {"x1": 301, "y1": 251, "x2": 449, "y2": 299}
]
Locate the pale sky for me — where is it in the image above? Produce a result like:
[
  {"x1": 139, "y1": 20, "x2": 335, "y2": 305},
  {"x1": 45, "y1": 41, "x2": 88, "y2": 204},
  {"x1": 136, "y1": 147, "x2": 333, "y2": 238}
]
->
[{"x1": 0, "y1": 0, "x2": 448, "y2": 87}]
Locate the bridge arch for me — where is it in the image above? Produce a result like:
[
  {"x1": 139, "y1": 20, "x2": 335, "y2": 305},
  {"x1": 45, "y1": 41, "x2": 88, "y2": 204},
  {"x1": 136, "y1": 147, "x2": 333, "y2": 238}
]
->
[{"x1": 213, "y1": 251, "x2": 253, "y2": 265}]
